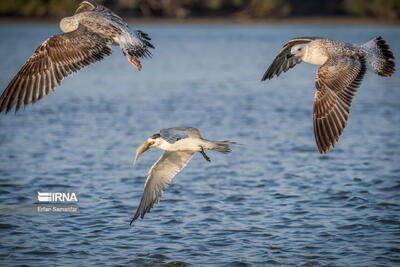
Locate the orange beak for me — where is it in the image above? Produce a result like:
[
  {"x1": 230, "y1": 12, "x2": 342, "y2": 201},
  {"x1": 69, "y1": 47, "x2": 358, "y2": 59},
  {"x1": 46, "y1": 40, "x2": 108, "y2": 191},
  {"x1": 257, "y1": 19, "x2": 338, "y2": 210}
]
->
[{"x1": 133, "y1": 141, "x2": 153, "y2": 167}]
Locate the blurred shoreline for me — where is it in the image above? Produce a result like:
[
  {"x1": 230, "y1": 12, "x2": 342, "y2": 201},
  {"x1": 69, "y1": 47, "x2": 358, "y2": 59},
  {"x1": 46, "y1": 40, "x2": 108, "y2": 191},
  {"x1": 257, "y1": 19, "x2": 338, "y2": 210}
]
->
[{"x1": 0, "y1": 16, "x2": 399, "y2": 26}]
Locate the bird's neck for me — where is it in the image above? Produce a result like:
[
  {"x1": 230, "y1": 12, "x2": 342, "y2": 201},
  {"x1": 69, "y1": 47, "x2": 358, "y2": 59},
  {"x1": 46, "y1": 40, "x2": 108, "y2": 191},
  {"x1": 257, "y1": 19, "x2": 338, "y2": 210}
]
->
[
  {"x1": 302, "y1": 44, "x2": 329, "y2": 66},
  {"x1": 157, "y1": 139, "x2": 173, "y2": 151}
]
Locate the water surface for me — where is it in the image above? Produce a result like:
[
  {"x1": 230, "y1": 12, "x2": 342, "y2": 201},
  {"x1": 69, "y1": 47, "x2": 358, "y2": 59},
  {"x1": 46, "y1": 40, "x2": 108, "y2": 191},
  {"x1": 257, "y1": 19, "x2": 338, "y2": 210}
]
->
[{"x1": 0, "y1": 23, "x2": 399, "y2": 266}]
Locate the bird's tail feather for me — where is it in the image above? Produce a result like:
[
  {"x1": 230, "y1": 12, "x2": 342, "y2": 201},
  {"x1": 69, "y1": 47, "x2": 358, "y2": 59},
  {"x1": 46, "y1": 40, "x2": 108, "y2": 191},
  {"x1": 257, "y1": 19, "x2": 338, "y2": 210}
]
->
[
  {"x1": 210, "y1": 141, "x2": 239, "y2": 153},
  {"x1": 361, "y1": 36, "x2": 395, "y2": 77},
  {"x1": 120, "y1": 31, "x2": 153, "y2": 60}
]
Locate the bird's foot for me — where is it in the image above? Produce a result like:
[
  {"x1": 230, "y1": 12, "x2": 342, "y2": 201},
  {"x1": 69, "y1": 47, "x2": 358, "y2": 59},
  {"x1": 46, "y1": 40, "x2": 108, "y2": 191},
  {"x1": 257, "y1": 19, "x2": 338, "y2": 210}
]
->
[
  {"x1": 200, "y1": 146, "x2": 211, "y2": 162},
  {"x1": 126, "y1": 55, "x2": 142, "y2": 71}
]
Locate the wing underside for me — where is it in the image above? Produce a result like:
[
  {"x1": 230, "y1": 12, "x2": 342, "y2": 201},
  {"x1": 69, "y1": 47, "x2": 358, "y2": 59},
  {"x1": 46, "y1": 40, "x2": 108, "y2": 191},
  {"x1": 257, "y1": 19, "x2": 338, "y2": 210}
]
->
[
  {"x1": 131, "y1": 151, "x2": 194, "y2": 224},
  {"x1": 0, "y1": 25, "x2": 111, "y2": 113},
  {"x1": 261, "y1": 37, "x2": 320, "y2": 80},
  {"x1": 313, "y1": 55, "x2": 367, "y2": 153}
]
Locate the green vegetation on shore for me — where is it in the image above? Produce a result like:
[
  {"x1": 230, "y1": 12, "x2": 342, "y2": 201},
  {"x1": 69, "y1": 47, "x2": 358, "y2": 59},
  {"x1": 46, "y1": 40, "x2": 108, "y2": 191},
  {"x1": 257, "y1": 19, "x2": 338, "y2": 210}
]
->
[{"x1": 0, "y1": 0, "x2": 399, "y2": 19}]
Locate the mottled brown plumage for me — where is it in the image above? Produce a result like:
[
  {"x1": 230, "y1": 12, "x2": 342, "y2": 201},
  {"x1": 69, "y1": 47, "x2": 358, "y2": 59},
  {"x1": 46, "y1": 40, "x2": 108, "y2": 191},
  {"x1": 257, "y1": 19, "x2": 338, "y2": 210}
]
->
[
  {"x1": 262, "y1": 36, "x2": 395, "y2": 153},
  {"x1": 0, "y1": 0, "x2": 153, "y2": 114},
  {"x1": 313, "y1": 55, "x2": 366, "y2": 153},
  {"x1": 0, "y1": 25, "x2": 111, "y2": 113}
]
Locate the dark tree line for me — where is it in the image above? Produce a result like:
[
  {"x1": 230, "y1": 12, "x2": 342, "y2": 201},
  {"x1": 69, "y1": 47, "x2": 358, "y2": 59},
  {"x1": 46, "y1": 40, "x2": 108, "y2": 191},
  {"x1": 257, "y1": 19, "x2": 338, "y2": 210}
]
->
[{"x1": 1, "y1": 0, "x2": 399, "y2": 19}]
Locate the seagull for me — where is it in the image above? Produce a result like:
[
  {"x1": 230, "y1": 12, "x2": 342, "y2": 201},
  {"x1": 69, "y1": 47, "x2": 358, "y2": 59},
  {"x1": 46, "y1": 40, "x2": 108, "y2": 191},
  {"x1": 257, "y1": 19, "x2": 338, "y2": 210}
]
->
[
  {"x1": 0, "y1": 0, "x2": 154, "y2": 114},
  {"x1": 261, "y1": 36, "x2": 395, "y2": 153},
  {"x1": 130, "y1": 127, "x2": 237, "y2": 224}
]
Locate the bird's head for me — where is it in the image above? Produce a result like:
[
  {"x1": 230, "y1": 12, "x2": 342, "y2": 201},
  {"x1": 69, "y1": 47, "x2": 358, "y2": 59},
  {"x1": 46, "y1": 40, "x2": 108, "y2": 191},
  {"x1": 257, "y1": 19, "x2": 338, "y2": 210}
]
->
[
  {"x1": 60, "y1": 17, "x2": 79, "y2": 33},
  {"x1": 289, "y1": 44, "x2": 307, "y2": 59},
  {"x1": 133, "y1": 133, "x2": 162, "y2": 167}
]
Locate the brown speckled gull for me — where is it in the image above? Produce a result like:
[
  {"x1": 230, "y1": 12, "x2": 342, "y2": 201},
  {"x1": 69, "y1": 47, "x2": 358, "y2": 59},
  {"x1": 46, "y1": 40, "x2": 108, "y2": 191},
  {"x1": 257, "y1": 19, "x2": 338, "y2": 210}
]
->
[
  {"x1": 0, "y1": 0, "x2": 154, "y2": 114},
  {"x1": 261, "y1": 36, "x2": 395, "y2": 154}
]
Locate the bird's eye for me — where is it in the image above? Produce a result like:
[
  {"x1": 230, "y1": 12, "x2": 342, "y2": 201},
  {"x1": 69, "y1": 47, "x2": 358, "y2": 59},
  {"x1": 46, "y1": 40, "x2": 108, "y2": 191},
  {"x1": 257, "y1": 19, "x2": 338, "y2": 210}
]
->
[{"x1": 151, "y1": 133, "x2": 160, "y2": 139}]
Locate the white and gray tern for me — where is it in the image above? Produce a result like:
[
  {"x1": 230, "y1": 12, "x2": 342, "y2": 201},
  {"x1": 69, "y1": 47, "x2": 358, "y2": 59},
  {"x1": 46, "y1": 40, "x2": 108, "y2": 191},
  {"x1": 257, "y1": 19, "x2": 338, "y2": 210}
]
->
[{"x1": 131, "y1": 127, "x2": 238, "y2": 224}]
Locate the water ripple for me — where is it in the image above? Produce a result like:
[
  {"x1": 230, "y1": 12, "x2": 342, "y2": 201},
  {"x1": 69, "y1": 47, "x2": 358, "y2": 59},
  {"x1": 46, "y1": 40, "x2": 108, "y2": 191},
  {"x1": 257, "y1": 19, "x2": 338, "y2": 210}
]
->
[{"x1": 0, "y1": 24, "x2": 399, "y2": 266}]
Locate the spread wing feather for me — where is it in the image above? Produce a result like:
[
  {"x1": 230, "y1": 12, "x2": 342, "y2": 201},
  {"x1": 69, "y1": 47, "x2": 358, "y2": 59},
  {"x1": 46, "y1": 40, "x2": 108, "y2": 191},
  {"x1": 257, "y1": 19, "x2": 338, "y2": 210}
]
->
[
  {"x1": 131, "y1": 151, "x2": 194, "y2": 224},
  {"x1": 160, "y1": 127, "x2": 195, "y2": 144},
  {"x1": 313, "y1": 55, "x2": 367, "y2": 153},
  {"x1": 0, "y1": 25, "x2": 112, "y2": 113},
  {"x1": 75, "y1": 0, "x2": 128, "y2": 28},
  {"x1": 129, "y1": 30, "x2": 155, "y2": 59},
  {"x1": 261, "y1": 37, "x2": 320, "y2": 81}
]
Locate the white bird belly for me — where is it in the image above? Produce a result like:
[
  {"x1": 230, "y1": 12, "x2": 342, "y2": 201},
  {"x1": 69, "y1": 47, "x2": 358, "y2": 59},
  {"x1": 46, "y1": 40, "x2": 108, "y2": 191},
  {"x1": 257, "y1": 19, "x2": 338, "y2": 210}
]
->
[
  {"x1": 302, "y1": 46, "x2": 328, "y2": 66},
  {"x1": 160, "y1": 138, "x2": 210, "y2": 152}
]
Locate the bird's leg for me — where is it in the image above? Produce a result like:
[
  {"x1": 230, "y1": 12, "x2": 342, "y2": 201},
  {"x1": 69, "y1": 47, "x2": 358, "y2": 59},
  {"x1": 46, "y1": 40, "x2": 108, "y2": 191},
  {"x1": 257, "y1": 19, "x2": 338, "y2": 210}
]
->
[
  {"x1": 124, "y1": 52, "x2": 142, "y2": 71},
  {"x1": 199, "y1": 146, "x2": 211, "y2": 162}
]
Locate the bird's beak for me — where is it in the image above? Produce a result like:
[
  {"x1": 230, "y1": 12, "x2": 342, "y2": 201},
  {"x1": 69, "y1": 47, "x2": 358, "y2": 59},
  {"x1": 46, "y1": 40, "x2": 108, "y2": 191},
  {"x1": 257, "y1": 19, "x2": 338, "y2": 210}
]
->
[{"x1": 133, "y1": 141, "x2": 153, "y2": 167}]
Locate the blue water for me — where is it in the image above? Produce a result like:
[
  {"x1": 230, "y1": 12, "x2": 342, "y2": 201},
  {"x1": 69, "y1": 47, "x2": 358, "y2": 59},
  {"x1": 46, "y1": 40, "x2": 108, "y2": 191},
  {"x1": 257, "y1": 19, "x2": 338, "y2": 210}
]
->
[{"x1": 0, "y1": 23, "x2": 399, "y2": 266}]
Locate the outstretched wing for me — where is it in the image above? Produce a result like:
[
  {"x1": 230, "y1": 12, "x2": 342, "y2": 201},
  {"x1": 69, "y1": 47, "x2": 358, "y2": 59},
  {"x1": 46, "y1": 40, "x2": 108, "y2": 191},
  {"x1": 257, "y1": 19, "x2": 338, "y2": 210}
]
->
[
  {"x1": 313, "y1": 55, "x2": 367, "y2": 153},
  {"x1": 0, "y1": 25, "x2": 112, "y2": 113},
  {"x1": 75, "y1": 0, "x2": 128, "y2": 28},
  {"x1": 160, "y1": 127, "x2": 193, "y2": 144},
  {"x1": 131, "y1": 151, "x2": 194, "y2": 224},
  {"x1": 261, "y1": 37, "x2": 319, "y2": 81}
]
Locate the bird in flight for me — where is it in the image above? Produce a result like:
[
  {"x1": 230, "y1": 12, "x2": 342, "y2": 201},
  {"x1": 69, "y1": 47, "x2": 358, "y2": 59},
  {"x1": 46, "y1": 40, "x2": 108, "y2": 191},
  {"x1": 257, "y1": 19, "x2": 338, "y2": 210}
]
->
[
  {"x1": 261, "y1": 36, "x2": 395, "y2": 153},
  {"x1": 131, "y1": 127, "x2": 238, "y2": 224},
  {"x1": 0, "y1": 0, "x2": 154, "y2": 114}
]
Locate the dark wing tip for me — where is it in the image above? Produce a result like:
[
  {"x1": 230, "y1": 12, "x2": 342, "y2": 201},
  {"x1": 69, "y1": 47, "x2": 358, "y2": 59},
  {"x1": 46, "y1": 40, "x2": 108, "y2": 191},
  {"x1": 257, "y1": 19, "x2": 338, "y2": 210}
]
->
[
  {"x1": 261, "y1": 72, "x2": 268, "y2": 81},
  {"x1": 261, "y1": 61, "x2": 284, "y2": 81},
  {"x1": 130, "y1": 216, "x2": 137, "y2": 225},
  {"x1": 130, "y1": 206, "x2": 144, "y2": 225},
  {"x1": 130, "y1": 188, "x2": 158, "y2": 224},
  {"x1": 146, "y1": 41, "x2": 155, "y2": 49},
  {"x1": 261, "y1": 58, "x2": 280, "y2": 81},
  {"x1": 261, "y1": 69, "x2": 272, "y2": 81}
]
